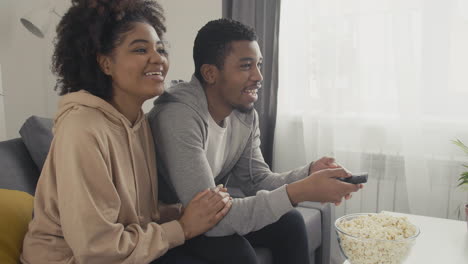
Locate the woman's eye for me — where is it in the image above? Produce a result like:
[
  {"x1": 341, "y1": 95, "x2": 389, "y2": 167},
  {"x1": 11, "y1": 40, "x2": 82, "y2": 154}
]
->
[{"x1": 157, "y1": 48, "x2": 168, "y2": 56}]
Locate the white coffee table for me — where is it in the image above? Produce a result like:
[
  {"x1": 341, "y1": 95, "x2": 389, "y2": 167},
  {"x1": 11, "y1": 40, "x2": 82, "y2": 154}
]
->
[{"x1": 343, "y1": 211, "x2": 468, "y2": 264}]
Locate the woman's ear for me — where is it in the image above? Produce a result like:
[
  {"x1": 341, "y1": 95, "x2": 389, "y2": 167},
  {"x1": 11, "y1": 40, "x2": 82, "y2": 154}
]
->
[
  {"x1": 200, "y1": 64, "x2": 218, "y2": 85},
  {"x1": 97, "y1": 54, "x2": 112, "y2": 75}
]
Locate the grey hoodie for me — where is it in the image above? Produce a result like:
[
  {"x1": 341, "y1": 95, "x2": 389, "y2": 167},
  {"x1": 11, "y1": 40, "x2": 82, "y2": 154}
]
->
[{"x1": 148, "y1": 76, "x2": 310, "y2": 236}]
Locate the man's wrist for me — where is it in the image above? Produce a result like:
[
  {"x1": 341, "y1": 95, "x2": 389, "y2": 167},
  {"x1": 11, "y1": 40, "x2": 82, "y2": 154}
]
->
[
  {"x1": 308, "y1": 161, "x2": 314, "y2": 175},
  {"x1": 286, "y1": 182, "x2": 302, "y2": 206}
]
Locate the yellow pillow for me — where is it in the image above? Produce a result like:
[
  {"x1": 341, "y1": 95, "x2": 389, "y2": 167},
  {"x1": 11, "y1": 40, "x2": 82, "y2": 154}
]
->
[{"x1": 0, "y1": 189, "x2": 34, "y2": 264}]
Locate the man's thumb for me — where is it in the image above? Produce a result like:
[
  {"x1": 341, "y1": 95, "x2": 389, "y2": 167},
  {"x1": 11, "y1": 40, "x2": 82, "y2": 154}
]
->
[{"x1": 324, "y1": 168, "x2": 349, "y2": 178}]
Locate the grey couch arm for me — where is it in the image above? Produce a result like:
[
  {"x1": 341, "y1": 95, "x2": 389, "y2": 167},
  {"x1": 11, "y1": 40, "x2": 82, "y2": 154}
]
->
[
  {"x1": 227, "y1": 187, "x2": 332, "y2": 264},
  {"x1": 298, "y1": 202, "x2": 333, "y2": 264}
]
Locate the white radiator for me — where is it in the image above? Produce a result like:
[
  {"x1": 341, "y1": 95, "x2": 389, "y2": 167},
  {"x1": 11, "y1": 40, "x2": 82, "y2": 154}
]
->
[{"x1": 334, "y1": 151, "x2": 468, "y2": 220}]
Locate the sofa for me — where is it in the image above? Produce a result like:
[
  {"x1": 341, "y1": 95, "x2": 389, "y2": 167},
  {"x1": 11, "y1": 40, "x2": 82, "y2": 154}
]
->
[{"x1": 0, "y1": 115, "x2": 333, "y2": 264}]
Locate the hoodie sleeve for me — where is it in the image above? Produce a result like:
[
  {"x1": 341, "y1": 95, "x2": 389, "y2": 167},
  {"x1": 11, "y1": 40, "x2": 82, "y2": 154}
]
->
[
  {"x1": 231, "y1": 110, "x2": 310, "y2": 196},
  {"x1": 52, "y1": 112, "x2": 184, "y2": 264},
  {"x1": 158, "y1": 201, "x2": 183, "y2": 223},
  {"x1": 150, "y1": 103, "x2": 295, "y2": 236}
]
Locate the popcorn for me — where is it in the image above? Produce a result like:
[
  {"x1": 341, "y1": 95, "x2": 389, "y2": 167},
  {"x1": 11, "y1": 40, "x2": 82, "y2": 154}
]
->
[{"x1": 335, "y1": 213, "x2": 419, "y2": 264}]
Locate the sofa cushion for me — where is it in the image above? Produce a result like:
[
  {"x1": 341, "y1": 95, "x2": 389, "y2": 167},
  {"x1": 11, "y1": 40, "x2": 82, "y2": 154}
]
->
[
  {"x1": 19, "y1": 116, "x2": 53, "y2": 170},
  {"x1": 0, "y1": 189, "x2": 34, "y2": 264},
  {"x1": 297, "y1": 206, "x2": 322, "y2": 251},
  {"x1": 0, "y1": 138, "x2": 40, "y2": 195}
]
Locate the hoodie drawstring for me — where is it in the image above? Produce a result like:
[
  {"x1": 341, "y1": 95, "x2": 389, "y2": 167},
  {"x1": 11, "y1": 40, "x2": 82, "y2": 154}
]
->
[
  {"x1": 144, "y1": 123, "x2": 159, "y2": 220},
  {"x1": 123, "y1": 122, "x2": 142, "y2": 223}
]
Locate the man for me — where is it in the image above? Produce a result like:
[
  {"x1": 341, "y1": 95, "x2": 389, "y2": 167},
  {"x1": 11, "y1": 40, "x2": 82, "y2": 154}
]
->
[{"x1": 148, "y1": 18, "x2": 361, "y2": 264}]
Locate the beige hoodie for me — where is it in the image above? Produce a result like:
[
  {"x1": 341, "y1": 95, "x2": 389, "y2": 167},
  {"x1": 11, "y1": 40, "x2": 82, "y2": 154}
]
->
[{"x1": 21, "y1": 91, "x2": 185, "y2": 264}]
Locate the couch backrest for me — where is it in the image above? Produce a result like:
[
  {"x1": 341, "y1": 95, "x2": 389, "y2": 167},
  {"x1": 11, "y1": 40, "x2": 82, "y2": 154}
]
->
[
  {"x1": 0, "y1": 115, "x2": 53, "y2": 195},
  {"x1": 0, "y1": 137, "x2": 40, "y2": 263},
  {"x1": 19, "y1": 116, "x2": 53, "y2": 171},
  {"x1": 0, "y1": 138, "x2": 40, "y2": 195}
]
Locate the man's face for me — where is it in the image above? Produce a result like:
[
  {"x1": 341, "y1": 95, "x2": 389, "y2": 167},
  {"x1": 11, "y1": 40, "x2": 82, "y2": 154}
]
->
[{"x1": 214, "y1": 40, "x2": 263, "y2": 113}]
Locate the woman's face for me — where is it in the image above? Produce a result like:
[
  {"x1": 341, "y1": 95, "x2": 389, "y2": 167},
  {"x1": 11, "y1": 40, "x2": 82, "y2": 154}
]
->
[{"x1": 99, "y1": 22, "x2": 169, "y2": 105}]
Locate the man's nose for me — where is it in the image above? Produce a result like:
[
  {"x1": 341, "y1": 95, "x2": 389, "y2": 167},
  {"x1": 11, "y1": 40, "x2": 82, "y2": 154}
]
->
[{"x1": 252, "y1": 65, "x2": 263, "y2": 82}]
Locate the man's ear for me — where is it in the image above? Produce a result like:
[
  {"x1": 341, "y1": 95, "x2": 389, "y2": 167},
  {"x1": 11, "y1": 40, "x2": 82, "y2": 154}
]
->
[
  {"x1": 97, "y1": 54, "x2": 112, "y2": 76},
  {"x1": 200, "y1": 64, "x2": 218, "y2": 85}
]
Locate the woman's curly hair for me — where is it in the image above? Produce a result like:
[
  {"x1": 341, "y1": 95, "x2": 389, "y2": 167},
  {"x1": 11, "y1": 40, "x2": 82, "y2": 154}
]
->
[{"x1": 53, "y1": 0, "x2": 166, "y2": 100}]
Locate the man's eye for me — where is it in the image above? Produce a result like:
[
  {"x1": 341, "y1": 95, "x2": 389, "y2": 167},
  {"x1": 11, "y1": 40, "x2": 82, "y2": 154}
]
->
[
  {"x1": 134, "y1": 48, "x2": 147, "y2": 53},
  {"x1": 241, "y1": 64, "x2": 251, "y2": 69},
  {"x1": 257, "y1": 62, "x2": 263, "y2": 69}
]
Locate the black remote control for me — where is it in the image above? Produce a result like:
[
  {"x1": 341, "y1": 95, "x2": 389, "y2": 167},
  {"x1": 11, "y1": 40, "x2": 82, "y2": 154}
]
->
[{"x1": 337, "y1": 173, "x2": 368, "y2": 184}]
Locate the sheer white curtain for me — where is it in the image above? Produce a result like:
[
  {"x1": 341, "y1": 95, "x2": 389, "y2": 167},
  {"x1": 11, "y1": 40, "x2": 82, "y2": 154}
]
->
[
  {"x1": 0, "y1": 64, "x2": 5, "y2": 141},
  {"x1": 274, "y1": 0, "x2": 468, "y2": 220}
]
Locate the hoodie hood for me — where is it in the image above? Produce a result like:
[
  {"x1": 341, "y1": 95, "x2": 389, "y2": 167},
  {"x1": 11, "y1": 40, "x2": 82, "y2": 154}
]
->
[
  {"x1": 55, "y1": 90, "x2": 153, "y2": 220},
  {"x1": 154, "y1": 75, "x2": 255, "y2": 128},
  {"x1": 151, "y1": 75, "x2": 258, "y2": 186},
  {"x1": 56, "y1": 90, "x2": 145, "y2": 132}
]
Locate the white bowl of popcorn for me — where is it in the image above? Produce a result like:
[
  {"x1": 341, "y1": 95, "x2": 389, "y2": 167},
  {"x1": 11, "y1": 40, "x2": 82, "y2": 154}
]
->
[{"x1": 334, "y1": 212, "x2": 420, "y2": 264}]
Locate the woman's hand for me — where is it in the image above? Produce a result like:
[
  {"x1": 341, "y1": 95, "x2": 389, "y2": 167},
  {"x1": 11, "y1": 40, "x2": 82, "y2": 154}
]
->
[{"x1": 177, "y1": 186, "x2": 232, "y2": 240}]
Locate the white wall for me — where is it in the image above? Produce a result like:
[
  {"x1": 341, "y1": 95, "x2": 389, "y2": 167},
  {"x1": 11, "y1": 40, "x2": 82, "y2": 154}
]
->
[
  {"x1": 0, "y1": 0, "x2": 221, "y2": 139},
  {"x1": 0, "y1": 0, "x2": 58, "y2": 140},
  {"x1": 142, "y1": 0, "x2": 222, "y2": 112}
]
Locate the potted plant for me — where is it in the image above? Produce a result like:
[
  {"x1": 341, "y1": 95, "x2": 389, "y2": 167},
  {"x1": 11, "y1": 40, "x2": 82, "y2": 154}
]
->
[{"x1": 452, "y1": 139, "x2": 468, "y2": 226}]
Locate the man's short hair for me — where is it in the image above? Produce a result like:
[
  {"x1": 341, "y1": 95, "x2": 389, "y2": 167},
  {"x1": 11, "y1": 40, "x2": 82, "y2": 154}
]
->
[{"x1": 193, "y1": 18, "x2": 257, "y2": 83}]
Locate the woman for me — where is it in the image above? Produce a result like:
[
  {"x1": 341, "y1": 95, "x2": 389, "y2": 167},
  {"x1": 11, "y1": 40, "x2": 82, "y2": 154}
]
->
[{"x1": 20, "y1": 0, "x2": 231, "y2": 263}]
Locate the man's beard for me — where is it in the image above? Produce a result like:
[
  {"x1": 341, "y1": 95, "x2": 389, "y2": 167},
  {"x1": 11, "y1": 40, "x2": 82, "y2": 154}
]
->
[{"x1": 233, "y1": 103, "x2": 255, "y2": 113}]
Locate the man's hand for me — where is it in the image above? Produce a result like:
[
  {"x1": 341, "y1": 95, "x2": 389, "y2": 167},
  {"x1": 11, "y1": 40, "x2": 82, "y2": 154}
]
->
[
  {"x1": 287, "y1": 168, "x2": 361, "y2": 205},
  {"x1": 307, "y1": 157, "x2": 365, "y2": 205},
  {"x1": 309, "y1": 156, "x2": 340, "y2": 174}
]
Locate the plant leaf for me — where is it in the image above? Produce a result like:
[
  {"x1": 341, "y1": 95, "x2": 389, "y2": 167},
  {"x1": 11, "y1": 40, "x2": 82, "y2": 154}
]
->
[
  {"x1": 458, "y1": 172, "x2": 468, "y2": 181},
  {"x1": 457, "y1": 171, "x2": 468, "y2": 186},
  {"x1": 452, "y1": 139, "x2": 468, "y2": 155},
  {"x1": 452, "y1": 139, "x2": 468, "y2": 188},
  {"x1": 457, "y1": 179, "x2": 468, "y2": 187}
]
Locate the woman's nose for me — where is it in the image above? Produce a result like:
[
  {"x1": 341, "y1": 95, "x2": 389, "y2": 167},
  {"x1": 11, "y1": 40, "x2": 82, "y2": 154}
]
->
[{"x1": 150, "y1": 49, "x2": 165, "y2": 64}]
